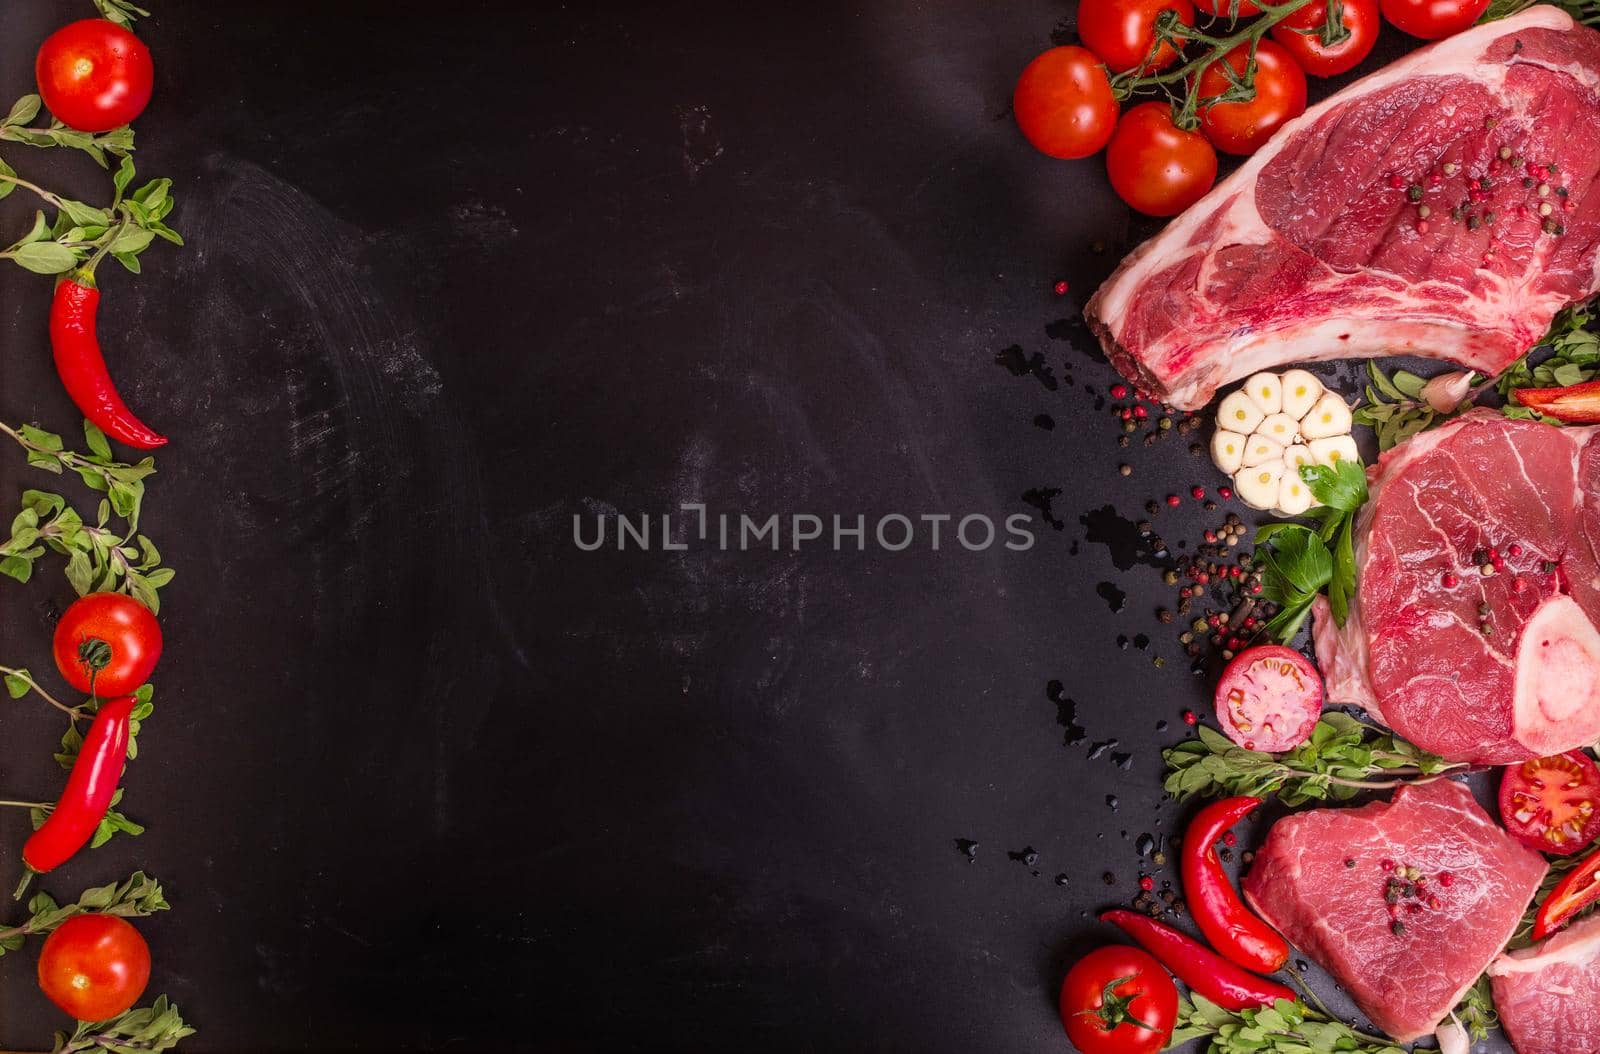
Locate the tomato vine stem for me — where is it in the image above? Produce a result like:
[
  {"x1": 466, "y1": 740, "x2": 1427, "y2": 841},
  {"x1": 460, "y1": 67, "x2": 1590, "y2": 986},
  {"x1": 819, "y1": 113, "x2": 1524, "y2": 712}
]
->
[{"x1": 1110, "y1": 0, "x2": 1324, "y2": 128}]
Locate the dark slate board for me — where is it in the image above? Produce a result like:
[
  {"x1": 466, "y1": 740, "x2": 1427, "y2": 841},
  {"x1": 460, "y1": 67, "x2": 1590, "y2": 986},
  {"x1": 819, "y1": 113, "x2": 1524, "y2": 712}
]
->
[{"x1": 0, "y1": 0, "x2": 1519, "y2": 1050}]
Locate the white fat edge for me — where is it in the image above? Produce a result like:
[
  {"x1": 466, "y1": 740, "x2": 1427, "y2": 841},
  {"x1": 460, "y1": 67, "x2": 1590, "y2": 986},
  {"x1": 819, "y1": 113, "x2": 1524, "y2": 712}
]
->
[{"x1": 1490, "y1": 912, "x2": 1600, "y2": 976}]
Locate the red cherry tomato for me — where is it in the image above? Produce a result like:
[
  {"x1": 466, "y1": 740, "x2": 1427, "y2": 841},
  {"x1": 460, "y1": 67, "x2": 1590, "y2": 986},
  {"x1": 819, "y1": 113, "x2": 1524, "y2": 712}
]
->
[
  {"x1": 1105, "y1": 101, "x2": 1217, "y2": 217},
  {"x1": 1271, "y1": 0, "x2": 1382, "y2": 77},
  {"x1": 1014, "y1": 46, "x2": 1120, "y2": 159},
  {"x1": 35, "y1": 20, "x2": 153, "y2": 133},
  {"x1": 1197, "y1": 40, "x2": 1307, "y2": 155},
  {"x1": 1194, "y1": 0, "x2": 1263, "y2": 16},
  {"x1": 1078, "y1": 0, "x2": 1196, "y2": 73},
  {"x1": 1060, "y1": 945, "x2": 1178, "y2": 1054},
  {"x1": 37, "y1": 914, "x2": 150, "y2": 1022},
  {"x1": 1214, "y1": 645, "x2": 1323, "y2": 752},
  {"x1": 1499, "y1": 751, "x2": 1600, "y2": 855},
  {"x1": 52, "y1": 592, "x2": 162, "y2": 698},
  {"x1": 1378, "y1": 0, "x2": 1488, "y2": 40}
]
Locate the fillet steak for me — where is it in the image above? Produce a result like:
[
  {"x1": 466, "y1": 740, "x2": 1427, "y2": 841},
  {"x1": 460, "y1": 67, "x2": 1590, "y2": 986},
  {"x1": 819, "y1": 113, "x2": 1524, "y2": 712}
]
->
[
  {"x1": 1086, "y1": 7, "x2": 1600, "y2": 410},
  {"x1": 1242, "y1": 780, "x2": 1546, "y2": 1043},
  {"x1": 1488, "y1": 910, "x2": 1600, "y2": 1054},
  {"x1": 1313, "y1": 410, "x2": 1600, "y2": 763}
]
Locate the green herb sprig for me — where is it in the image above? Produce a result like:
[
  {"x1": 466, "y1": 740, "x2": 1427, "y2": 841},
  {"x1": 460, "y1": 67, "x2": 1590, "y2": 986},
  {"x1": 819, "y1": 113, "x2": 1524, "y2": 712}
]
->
[
  {"x1": 1453, "y1": 976, "x2": 1498, "y2": 1042},
  {"x1": 0, "y1": 153, "x2": 180, "y2": 277},
  {"x1": 1498, "y1": 299, "x2": 1600, "y2": 420},
  {"x1": 53, "y1": 995, "x2": 193, "y2": 1054},
  {"x1": 1483, "y1": 0, "x2": 1600, "y2": 25},
  {"x1": 1169, "y1": 994, "x2": 1403, "y2": 1053},
  {"x1": 91, "y1": 0, "x2": 151, "y2": 29},
  {"x1": 0, "y1": 94, "x2": 134, "y2": 168},
  {"x1": 0, "y1": 871, "x2": 167, "y2": 956},
  {"x1": 1251, "y1": 458, "x2": 1368, "y2": 640},
  {"x1": 58, "y1": 684, "x2": 156, "y2": 766},
  {"x1": 1163, "y1": 714, "x2": 1464, "y2": 807},
  {"x1": 1350, "y1": 362, "x2": 1485, "y2": 451}
]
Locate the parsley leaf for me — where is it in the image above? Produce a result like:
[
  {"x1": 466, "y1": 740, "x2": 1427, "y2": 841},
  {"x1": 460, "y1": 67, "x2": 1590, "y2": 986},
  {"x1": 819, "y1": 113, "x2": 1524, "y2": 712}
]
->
[{"x1": 1170, "y1": 994, "x2": 1406, "y2": 1053}]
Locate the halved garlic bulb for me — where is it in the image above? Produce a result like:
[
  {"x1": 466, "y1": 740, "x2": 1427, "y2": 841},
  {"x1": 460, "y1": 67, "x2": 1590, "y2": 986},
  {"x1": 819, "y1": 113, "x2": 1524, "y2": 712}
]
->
[{"x1": 1209, "y1": 370, "x2": 1360, "y2": 515}]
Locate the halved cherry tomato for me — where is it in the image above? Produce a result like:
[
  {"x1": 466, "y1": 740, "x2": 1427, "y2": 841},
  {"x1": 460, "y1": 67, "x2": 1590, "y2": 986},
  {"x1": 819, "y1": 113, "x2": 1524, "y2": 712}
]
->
[
  {"x1": 1105, "y1": 102, "x2": 1217, "y2": 217},
  {"x1": 1078, "y1": 0, "x2": 1196, "y2": 73},
  {"x1": 1194, "y1": 0, "x2": 1262, "y2": 17},
  {"x1": 1533, "y1": 843, "x2": 1600, "y2": 941},
  {"x1": 1270, "y1": 0, "x2": 1381, "y2": 77},
  {"x1": 1060, "y1": 945, "x2": 1177, "y2": 1054},
  {"x1": 37, "y1": 914, "x2": 150, "y2": 1022},
  {"x1": 1499, "y1": 751, "x2": 1600, "y2": 855},
  {"x1": 1014, "y1": 46, "x2": 1120, "y2": 159},
  {"x1": 1213, "y1": 645, "x2": 1323, "y2": 752},
  {"x1": 35, "y1": 19, "x2": 154, "y2": 133},
  {"x1": 1378, "y1": 0, "x2": 1488, "y2": 40},
  {"x1": 1197, "y1": 40, "x2": 1307, "y2": 156},
  {"x1": 52, "y1": 592, "x2": 162, "y2": 698}
]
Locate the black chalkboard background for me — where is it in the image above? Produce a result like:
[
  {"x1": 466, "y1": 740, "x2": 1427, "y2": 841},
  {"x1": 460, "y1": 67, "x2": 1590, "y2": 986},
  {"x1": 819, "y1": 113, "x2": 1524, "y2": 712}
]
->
[{"x1": 0, "y1": 1, "x2": 1515, "y2": 1051}]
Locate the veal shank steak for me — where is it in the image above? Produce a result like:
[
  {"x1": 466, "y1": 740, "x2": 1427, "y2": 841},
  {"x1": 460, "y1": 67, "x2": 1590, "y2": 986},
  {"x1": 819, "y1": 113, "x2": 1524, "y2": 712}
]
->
[{"x1": 1086, "y1": 7, "x2": 1600, "y2": 410}]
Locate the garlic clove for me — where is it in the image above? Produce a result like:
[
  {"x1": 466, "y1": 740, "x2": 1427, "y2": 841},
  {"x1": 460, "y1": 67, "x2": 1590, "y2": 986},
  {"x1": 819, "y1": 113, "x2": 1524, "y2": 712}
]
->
[
  {"x1": 1299, "y1": 390, "x2": 1353, "y2": 440},
  {"x1": 1308, "y1": 435, "x2": 1360, "y2": 468},
  {"x1": 1240, "y1": 434, "x2": 1284, "y2": 468},
  {"x1": 1218, "y1": 390, "x2": 1266, "y2": 435},
  {"x1": 1236, "y1": 461, "x2": 1284, "y2": 510},
  {"x1": 1276, "y1": 470, "x2": 1314, "y2": 515},
  {"x1": 1280, "y1": 369, "x2": 1323, "y2": 420},
  {"x1": 1211, "y1": 429, "x2": 1249, "y2": 475},
  {"x1": 1258, "y1": 412, "x2": 1300, "y2": 446},
  {"x1": 1243, "y1": 372, "x2": 1283, "y2": 415},
  {"x1": 1283, "y1": 443, "x2": 1315, "y2": 475}
]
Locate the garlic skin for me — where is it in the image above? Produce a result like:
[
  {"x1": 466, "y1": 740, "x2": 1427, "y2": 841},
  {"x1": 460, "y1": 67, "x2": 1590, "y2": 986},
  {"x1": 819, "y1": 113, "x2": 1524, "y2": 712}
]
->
[
  {"x1": 1421, "y1": 371, "x2": 1476, "y2": 414},
  {"x1": 1209, "y1": 370, "x2": 1361, "y2": 515},
  {"x1": 1434, "y1": 1015, "x2": 1469, "y2": 1054}
]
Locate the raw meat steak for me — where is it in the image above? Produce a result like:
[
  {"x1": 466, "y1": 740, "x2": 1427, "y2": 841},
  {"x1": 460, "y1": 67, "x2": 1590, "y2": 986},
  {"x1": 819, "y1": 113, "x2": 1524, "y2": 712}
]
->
[
  {"x1": 1313, "y1": 410, "x2": 1600, "y2": 764},
  {"x1": 1242, "y1": 780, "x2": 1546, "y2": 1043},
  {"x1": 1489, "y1": 911, "x2": 1600, "y2": 1054},
  {"x1": 1085, "y1": 7, "x2": 1600, "y2": 411}
]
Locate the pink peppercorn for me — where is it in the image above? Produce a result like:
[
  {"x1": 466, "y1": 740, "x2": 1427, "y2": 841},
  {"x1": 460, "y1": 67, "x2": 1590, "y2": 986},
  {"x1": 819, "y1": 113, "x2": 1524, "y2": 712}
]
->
[
  {"x1": 1389, "y1": 174, "x2": 1404, "y2": 188},
  {"x1": 1443, "y1": 572, "x2": 1459, "y2": 588},
  {"x1": 1166, "y1": 494, "x2": 1181, "y2": 507},
  {"x1": 1139, "y1": 875, "x2": 1154, "y2": 892},
  {"x1": 1381, "y1": 859, "x2": 1395, "y2": 871},
  {"x1": 1218, "y1": 486, "x2": 1233, "y2": 500},
  {"x1": 1439, "y1": 872, "x2": 1454, "y2": 887},
  {"x1": 1510, "y1": 544, "x2": 1523, "y2": 557},
  {"x1": 1416, "y1": 221, "x2": 1430, "y2": 234},
  {"x1": 1191, "y1": 486, "x2": 1205, "y2": 500},
  {"x1": 1134, "y1": 405, "x2": 1149, "y2": 419},
  {"x1": 1183, "y1": 710, "x2": 1197, "y2": 725},
  {"x1": 1053, "y1": 280, "x2": 1068, "y2": 295},
  {"x1": 1222, "y1": 831, "x2": 1237, "y2": 847},
  {"x1": 1110, "y1": 383, "x2": 1128, "y2": 399}
]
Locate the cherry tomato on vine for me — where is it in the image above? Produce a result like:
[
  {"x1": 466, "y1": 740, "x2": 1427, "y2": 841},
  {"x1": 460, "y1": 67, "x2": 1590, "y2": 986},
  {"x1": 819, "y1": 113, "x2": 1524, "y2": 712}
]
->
[
  {"x1": 53, "y1": 592, "x2": 162, "y2": 698},
  {"x1": 1105, "y1": 102, "x2": 1217, "y2": 216},
  {"x1": 1498, "y1": 751, "x2": 1600, "y2": 855},
  {"x1": 1194, "y1": 0, "x2": 1262, "y2": 17},
  {"x1": 1270, "y1": 0, "x2": 1381, "y2": 77},
  {"x1": 1378, "y1": 0, "x2": 1488, "y2": 40},
  {"x1": 38, "y1": 914, "x2": 150, "y2": 1022},
  {"x1": 1014, "y1": 46, "x2": 1120, "y2": 159},
  {"x1": 1197, "y1": 40, "x2": 1307, "y2": 155},
  {"x1": 1060, "y1": 945, "x2": 1178, "y2": 1054},
  {"x1": 35, "y1": 19, "x2": 154, "y2": 133},
  {"x1": 1078, "y1": 0, "x2": 1196, "y2": 73}
]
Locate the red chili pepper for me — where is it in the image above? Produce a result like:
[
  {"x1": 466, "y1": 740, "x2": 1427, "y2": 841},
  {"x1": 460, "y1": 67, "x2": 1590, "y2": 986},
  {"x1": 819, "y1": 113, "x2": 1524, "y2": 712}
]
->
[
  {"x1": 50, "y1": 269, "x2": 166, "y2": 449},
  {"x1": 1183, "y1": 797, "x2": 1290, "y2": 973},
  {"x1": 1532, "y1": 843, "x2": 1600, "y2": 941},
  {"x1": 1512, "y1": 378, "x2": 1600, "y2": 424},
  {"x1": 21, "y1": 695, "x2": 134, "y2": 884},
  {"x1": 1100, "y1": 910, "x2": 1296, "y2": 1011}
]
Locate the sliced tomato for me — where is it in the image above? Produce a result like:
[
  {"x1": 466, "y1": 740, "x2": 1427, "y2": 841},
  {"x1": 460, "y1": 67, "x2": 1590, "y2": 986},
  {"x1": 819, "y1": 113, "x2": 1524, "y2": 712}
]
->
[
  {"x1": 1213, "y1": 645, "x2": 1323, "y2": 752},
  {"x1": 1499, "y1": 751, "x2": 1600, "y2": 855},
  {"x1": 1533, "y1": 844, "x2": 1600, "y2": 941}
]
